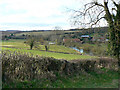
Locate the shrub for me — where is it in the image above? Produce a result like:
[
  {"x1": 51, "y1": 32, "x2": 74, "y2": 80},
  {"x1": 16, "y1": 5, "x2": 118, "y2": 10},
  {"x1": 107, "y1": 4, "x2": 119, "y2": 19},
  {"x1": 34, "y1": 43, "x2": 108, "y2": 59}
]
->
[
  {"x1": 79, "y1": 44, "x2": 108, "y2": 56},
  {"x1": 2, "y1": 50, "x2": 118, "y2": 83}
]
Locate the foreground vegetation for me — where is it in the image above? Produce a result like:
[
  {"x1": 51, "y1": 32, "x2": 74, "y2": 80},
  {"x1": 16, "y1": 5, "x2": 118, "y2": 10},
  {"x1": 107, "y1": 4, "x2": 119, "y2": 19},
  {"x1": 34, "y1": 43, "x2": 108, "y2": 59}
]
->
[
  {"x1": 3, "y1": 70, "x2": 118, "y2": 88},
  {"x1": 2, "y1": 51, "x2": 118, "y2": 88}
]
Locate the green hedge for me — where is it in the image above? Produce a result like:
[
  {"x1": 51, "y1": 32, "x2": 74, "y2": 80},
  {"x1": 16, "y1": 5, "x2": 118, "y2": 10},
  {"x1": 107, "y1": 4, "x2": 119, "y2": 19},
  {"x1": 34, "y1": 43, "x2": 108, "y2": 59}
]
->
[{"x1": 2, "y1": 50, "x2": 118, "y2": 82}]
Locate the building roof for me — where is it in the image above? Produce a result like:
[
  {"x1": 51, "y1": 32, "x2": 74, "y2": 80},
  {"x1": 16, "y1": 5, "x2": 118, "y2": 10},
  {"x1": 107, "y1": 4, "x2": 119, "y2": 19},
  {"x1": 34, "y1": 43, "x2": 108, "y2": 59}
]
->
[{"x1": 81, "y1": 35, "x2": 90, "y2": 38}]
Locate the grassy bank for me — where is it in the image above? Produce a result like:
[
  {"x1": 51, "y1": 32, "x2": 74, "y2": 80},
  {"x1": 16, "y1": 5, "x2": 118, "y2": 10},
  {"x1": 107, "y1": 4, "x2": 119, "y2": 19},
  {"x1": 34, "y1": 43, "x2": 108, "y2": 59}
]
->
[{"x1": 3, "y1": 70, "x2": 118, "y2": 88}]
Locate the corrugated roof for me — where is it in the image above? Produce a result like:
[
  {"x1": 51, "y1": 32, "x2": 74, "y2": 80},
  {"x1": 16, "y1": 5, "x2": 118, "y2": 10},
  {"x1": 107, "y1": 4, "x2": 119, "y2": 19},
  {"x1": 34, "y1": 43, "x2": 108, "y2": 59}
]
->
[{"x1": 81, "y1": 35, "x2": 89, "y2": 37}]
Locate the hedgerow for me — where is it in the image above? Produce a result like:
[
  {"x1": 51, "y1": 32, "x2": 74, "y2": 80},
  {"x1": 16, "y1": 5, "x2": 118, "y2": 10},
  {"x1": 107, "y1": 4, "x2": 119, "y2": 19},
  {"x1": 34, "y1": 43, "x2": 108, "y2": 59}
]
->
[{"x1": 2, "y1": 50, "x2": 118, "y2": 82}]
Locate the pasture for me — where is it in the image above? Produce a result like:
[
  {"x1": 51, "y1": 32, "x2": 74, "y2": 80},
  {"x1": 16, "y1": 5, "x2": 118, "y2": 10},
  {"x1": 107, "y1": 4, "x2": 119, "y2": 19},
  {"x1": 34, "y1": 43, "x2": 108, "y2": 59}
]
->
[
  {"x1": 2, "y1": 47, "x2": 97, "y2": 60},
  {"x1": 2, "y1": 39, "x2": 77, "y2": 54},
  {"x1": 14, "y1": 30, "x2": 81, "y2": 36},
  {"x1": 1, "y1": 39, "x2": 97, "y2": 60}
]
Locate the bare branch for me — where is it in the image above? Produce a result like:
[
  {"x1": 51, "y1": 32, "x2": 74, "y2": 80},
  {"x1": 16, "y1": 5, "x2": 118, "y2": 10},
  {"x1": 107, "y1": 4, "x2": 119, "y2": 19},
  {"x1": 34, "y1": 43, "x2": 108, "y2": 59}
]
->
[
  {"x1": 69, "y1": 8, "x2": 83, "y2": 14},
  {"x1": 84, "y1": 1, "x2": 104, "y2": 15},
  {"x1": 91, "y1": 17, "x2": 105, "y2": 26},
  {"x1": 111, "y1": 0, "x2": 119, "y2": 8},
  {"x1": 84, "y1": 4, "x2": 96, "y2": 15},
  {"x1": 97, "y1": 10, "x2": 105, "y2": 19},
  {"x1": 112, "y1": 8, "x2": 117, "y2": 12},
  {"x1": 94, "y1": 2, "x2": 104, "y2": 7},
  {"x1": 84, "y1": 1, "x2": 104, "y2": 8},
  {"x1": 84, "y1": 2, "x2": 95, "y2": 7}
]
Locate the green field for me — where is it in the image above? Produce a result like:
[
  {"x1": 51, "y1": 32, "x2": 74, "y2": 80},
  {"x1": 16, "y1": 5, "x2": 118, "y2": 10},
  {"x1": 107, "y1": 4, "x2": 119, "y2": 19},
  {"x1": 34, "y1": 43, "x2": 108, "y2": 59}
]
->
[
  {"x1": 15, "y1": 31, "x2": 44, "y2": 36},
  {"x1": 14, "y1": 30, "x2": 81, "y2": 36},
  {"x1": 2, "y1": 47, "x2": 97, "y2": 60},
  {"x1": 2, "y1": 39, "x2": 28, "y2": 49},
  {"x1": 1, "y1": 39, "x2": 97, "y2": 60},
  {"x1": 2, "y1": 39, "x2": 77, "y2": 54}
]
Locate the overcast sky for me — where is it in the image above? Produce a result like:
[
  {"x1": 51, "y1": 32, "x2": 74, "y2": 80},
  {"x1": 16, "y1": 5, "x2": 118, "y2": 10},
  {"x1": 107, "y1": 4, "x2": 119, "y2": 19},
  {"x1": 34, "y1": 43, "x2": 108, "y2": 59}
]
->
[{"x1": 0, "y1": 0, "x2": 84, "y2": 30}]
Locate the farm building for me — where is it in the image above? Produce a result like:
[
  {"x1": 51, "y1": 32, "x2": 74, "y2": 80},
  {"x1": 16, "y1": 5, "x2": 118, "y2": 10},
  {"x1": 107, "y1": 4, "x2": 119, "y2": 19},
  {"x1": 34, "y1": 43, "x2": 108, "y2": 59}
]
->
[{"x1": 81, "y1": 35, "x2": 90, "y2": 38}]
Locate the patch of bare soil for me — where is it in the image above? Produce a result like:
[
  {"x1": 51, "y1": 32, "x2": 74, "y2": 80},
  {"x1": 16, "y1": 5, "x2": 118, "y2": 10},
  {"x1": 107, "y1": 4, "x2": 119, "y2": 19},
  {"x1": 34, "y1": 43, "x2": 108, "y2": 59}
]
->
[{"x1": 2, "y1": 45, "x2": 14, "y2": 47}]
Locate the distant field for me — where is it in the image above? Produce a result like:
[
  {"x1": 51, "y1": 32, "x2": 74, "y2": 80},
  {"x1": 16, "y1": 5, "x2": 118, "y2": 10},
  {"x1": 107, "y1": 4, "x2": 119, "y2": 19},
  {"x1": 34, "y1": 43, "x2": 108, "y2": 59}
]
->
[
  {"x1": 15, "y1": 32, "x2": 44, "y2": 36},
  {"x1": 65, "y1": 30, "x2": 81, "y2": 33},
  {"x1": 15, "y1": 31, "x2": 64, "y2": 36},
  {"x1": 14, "y1": 30, "x2": 82, "y2": 36},
  {"x1": 1, "y1": 39, "x2": 97, "y2": 60},
  {"x1": 2, "y1": 39, "x2": 27, "y2": 49},
  {"x1": 2, "y1": 39, "x2": 77, "y2": 54}
]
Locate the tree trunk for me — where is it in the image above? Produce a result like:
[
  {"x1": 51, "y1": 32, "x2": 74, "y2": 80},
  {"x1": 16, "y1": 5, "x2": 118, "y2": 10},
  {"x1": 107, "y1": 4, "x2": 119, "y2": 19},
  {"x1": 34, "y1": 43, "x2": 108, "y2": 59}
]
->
[
  {"x1": 45, "y1": 45, "x2": 48, "y2": 51},
  {"x1": 30, "y1": 43, "x2": 33, "y2": 50}
]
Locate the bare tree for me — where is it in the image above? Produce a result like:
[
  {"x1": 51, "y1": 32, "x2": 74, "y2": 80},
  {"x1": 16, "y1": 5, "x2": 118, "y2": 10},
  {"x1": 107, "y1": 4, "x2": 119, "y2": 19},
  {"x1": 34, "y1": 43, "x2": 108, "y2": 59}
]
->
[
  {"x1": 25, "y1": 36, "x2": 37, "y2": 50},
  {"x1": 71, "y1": 0, "x2": 120, "y2": 63},
  {"x1": 52, "y1": 26, "x2": 64, "y2": 45},
  {"x1": 25, "y1": 35, "x2": 42, "y2": 50},
  {"x1": 44, "y1": 41, "x2": 50, "y2": 51}
]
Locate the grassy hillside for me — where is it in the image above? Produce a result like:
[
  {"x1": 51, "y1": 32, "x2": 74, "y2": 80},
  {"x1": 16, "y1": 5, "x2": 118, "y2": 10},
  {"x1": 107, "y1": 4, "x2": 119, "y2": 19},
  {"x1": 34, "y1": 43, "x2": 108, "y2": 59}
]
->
[
  {"x1": 1, "y1": 39, "x2": 97, "y2": 60},
  {"x1": 2, "y1": 47, "x2": 97, "y2": 60},
  {"x1": 15, "y1": 31, "x2": 45, "y2": 36},
  {"x1": 2, "y1": 39, "x2": 27, "y2": 49},
  {"x1": 2, "y1": 39, "x2": 77, "y2": 54}
]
